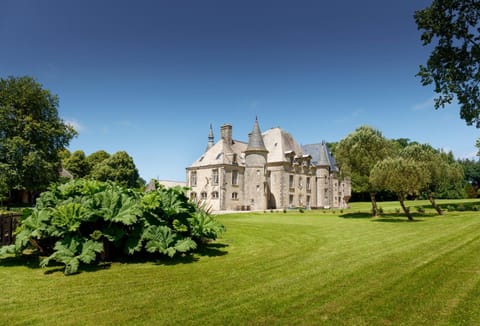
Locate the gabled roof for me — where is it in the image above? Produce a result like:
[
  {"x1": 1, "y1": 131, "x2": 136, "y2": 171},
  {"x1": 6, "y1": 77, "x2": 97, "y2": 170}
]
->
[
  {"x1": 190, "y1": 139, "x2": 248, "y2": 168},
  {"x1": 262, "y1": 127, "x2": 304, "y2": 163},
  {"x1": 302, "y1": 142, "x2": 339, "y2": 172}
]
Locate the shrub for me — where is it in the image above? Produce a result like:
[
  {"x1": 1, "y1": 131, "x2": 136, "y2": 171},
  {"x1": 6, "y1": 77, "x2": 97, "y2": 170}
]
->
[
  {"x1": 472, "y1": 205, "x2": 479, "y2": 211},
  {"x1": 447, "y1": 205, "x2": 456, "y2": 212},
  {"x1": 457, "y1": 204, "x2": 466, "y2": 211},
  {"x1": 395, "y1": 208, "x2": 401, "y2": 214},
  {"x1": 298, "y1": 207, "x2": 304, "y2": 213},
  {"x1": 416, "y1": 206, "x2": 425, "y2": 214},
  {"x1": 0, "y1": 179, "x2": 224, "y2": 275}
]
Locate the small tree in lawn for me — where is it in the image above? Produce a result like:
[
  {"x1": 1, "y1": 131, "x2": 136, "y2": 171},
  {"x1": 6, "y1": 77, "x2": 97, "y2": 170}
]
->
[
  {"x1": 336, "y1": 126, "x2": 395, "y2": 216},
  {"x1": 370, "y1": 157, "x2": 429, "y2": 221},
  {"x1": 400, "y1": 144, "x2": 464, "y2": 214}
]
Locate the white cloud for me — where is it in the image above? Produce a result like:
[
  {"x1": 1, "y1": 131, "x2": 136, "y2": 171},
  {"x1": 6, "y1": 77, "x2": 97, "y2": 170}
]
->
[
  {"x1": 65, "y1": 119, "x2": 85, "y2": 132},
  {"x1": 412, "y1": 97, "x2": 435, "y2": 111}
]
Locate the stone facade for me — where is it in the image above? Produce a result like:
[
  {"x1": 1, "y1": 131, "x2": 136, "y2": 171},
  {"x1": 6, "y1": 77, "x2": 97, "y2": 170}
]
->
[{"x1": 186, "y1": 119, "x2": 351, "y2": 211}]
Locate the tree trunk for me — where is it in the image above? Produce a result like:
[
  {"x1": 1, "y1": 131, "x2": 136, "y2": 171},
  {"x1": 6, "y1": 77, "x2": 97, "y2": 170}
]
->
[
  {"x1": 428, "y1": 192, "x2": 443, "y2": 215},
  {"x1": 370, "y1": 192, "x2": 378, "y2": 216},
  {"x1": 399, "y1": 198, "x2": 413, "y2": 221}
]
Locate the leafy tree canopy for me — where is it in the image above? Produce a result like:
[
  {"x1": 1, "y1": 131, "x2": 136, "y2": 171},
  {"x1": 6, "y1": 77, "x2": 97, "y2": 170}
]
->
[
  {"x1": 370, "y1": 157, "x2": 429, "y2": 220},
  {"x1": 336, "y1": 126, "x2": 395, "y2": 216},
  {"x1": 86, "y1": 150, "x2": 110, "y2": 168},
  {"x1": 90, "y1": 151, "x2": 141, "y2": 188},
  {"x1": 0, "y1": 76, "x2": 76, "y2": 193},
  {"x1": 64, "y1": 150, "x2": 90, "y2": 178},
  {"x1": 415, "y1": 0, "x2": 480, "y2": 127},
  {"x1": 400, "y1": 143, "x2": 464, "y2": 213}
]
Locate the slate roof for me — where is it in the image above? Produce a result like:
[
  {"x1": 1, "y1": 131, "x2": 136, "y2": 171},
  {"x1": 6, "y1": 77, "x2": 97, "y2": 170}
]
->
[
  {"x1": 246, "y1": 118, "x2": 267, "y2": 152},
  {"x1": 302, "y1": 142, "x2": 339, "y2": 172}
]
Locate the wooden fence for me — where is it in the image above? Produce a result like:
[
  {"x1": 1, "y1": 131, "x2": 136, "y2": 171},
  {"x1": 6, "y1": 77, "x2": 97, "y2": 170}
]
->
[{"x1": 0, "y1": 213, "x2": 21, "y2": 246}]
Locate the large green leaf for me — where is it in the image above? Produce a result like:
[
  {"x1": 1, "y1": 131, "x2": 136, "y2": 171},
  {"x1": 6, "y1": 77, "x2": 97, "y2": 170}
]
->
[
  {"x1": 93, "y1": 189, "x2": 140, "y2": 225},
  {"x1": 143, "y1": 225, "x2": 177, "y2": 257},
  {"x1": 40, "y1": 237, "x2": 103, "y2": 275},
  {"x1": 51, "y1": 202, "x2": 91, "y2": 234},
  {"x1": 188, "y1": 210, "x2": 225, "y2": 241}
]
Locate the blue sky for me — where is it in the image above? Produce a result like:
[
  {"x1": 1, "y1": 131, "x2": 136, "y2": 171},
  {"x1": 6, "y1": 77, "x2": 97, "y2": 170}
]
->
[{"x1": 2, "y1": 0, "x2": 478, "y2": 181}]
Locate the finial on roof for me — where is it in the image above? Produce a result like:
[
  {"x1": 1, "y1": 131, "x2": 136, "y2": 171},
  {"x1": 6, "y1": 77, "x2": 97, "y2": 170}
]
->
[{"x1": 206, "y1": 123, "x2": 215, "y2": 152}]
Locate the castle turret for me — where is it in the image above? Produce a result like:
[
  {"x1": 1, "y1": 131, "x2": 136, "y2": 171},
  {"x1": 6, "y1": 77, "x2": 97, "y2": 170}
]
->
[{"x1": 244, "y1": 117, "x2": 269, "y2": 210}]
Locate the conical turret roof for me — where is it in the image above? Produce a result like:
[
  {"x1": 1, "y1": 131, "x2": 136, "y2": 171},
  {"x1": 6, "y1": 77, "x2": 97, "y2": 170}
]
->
[
  {"x1": 246, "y1": 117, "x2": 267, "y2": 152},
  {"x1": 205, "y1": 124, "x2": 215, "y2": 152}
]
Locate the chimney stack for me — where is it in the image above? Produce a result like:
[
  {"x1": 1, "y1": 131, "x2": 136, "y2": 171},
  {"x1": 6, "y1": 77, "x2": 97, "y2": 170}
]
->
[{"x1": 220, "y1": 124, "x2": 233, "y2": 145}]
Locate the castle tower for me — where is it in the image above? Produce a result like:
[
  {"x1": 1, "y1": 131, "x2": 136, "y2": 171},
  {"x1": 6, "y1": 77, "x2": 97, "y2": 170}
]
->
[
  {"x1": 316, "y1": 141, "x2": 332, "y2": 208},
  {"x1": 205, "y1": 124, "x2": 215, "y2": 152},
  {"x1": 244, "y1": 117, "x2": 269, "y2": 210}
]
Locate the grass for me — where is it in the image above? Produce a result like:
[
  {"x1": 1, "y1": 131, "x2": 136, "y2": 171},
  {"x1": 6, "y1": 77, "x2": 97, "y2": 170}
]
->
[{"x1": 1, "y1": 199, "x2": 480, "y2": 325}]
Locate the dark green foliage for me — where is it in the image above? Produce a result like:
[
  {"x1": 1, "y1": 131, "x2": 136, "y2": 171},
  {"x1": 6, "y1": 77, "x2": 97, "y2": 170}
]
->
[
  {"x1": 0, "y1": 76, "x2": 76, "y2": 194},
  {"x1": 63, "y1": 150, "x2": 90, "y2": 178},
  {"x1": 89, "y1": 151, "x2": 140, "y2": 188},
  {"x1": 415, "y1": 1, "x2": 480, "y2": 127},
  {"x1": 416, "y1": 206, "x2": 426, "y2": 214},
  {"x1": 1, "y1": 179, "x2": 224, "y2": 275}
]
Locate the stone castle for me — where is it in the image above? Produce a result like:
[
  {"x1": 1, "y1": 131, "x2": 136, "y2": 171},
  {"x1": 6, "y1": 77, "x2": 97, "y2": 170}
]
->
[{"x1": 186, "y1": 118, "x2": 351, "y2": 211}]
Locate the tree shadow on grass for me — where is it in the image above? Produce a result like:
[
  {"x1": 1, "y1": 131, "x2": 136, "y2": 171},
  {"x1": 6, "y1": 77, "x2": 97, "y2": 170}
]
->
[
  {"x1": 195, "y1": 242, "x2": 229, "y2": 258},
  {"x1": 340, "y1": 212, "x2": 373, "y2": 219},
  {"x1": 371, "y1": 218, "x2": 424, "y2": 223}
]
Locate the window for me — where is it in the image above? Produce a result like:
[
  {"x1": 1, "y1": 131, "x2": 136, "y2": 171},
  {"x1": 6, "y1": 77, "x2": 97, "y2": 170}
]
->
[
  {"x1": 298, "y1": 177, "x2": 303, "y2": 189},
  {"x1": 190, "y1": 192, "x2": 197, "y2": 200},
  {"x1": 232, "y1": 170, "x2": 238, "y2": 185},
  {"x1": 212, "y1": 169, "x2": 219, "y2": 185},
  {"x1": 289, "y1": 175, "x2": 294, "y2": 188},
  {"x1": 289, "y1": 194, "x2": 294, "y2": 206},
  {"x1": 306, "y1": 177, "x2": 311, "y2": 191},
  {"x1": 299, "y1": 195, "x2": 303, "y2": 206},
  {"x1": 190, "y1": 171, "x2": 197, "y2": 186},
  {"x1": 201, "y1": 192, "x2": 207, "y2": 200},
  {"x1": 232, "y1": 192, "x2": 238, "y2": 200},
  {"x1": 212, "y1": 191, "x2": 219, "y2": 199},
  {"x1": 306, "y1": 195, "x2": 311, "y2": 207}
]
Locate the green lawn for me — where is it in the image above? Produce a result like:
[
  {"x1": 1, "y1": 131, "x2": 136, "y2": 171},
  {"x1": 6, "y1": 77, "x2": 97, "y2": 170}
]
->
[{"x1": 1, "y1": 200, "x2": 480, "y2": 325}]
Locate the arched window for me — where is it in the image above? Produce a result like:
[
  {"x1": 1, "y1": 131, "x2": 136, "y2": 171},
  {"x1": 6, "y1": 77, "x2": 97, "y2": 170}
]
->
[
  {"x1": 232, "y1": 192, "x2": 238, "y2": 200},
  {"x1": 190, "y1": 192, "x2": 197, "y2": 200},
  {"x1": 201, "y1": 192, "x2": 207, "y2": 200},
  {"x1": 211, "y1": 191, "x2": 219, "y2": 199}
]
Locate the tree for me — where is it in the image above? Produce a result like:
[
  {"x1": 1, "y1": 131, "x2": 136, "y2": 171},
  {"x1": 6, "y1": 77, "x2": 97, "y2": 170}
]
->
[
  {"x1": 90, "y1": 151, "x2": 140, "y2": 188},
  {"x1": 64, "y1": 150, "x2": 90, "y2": 178},
  {"x1": 336, "y1": 126, "x2": 395, "y2": 216},
  {"x1": 86, "y1": 150, "x2": 110, "y2": 170},
  {"x1": 400, "y1": 144, "x2": 464, "y2": 214},
  {"x1": 415, "y1": 1, "x2": 480, "y2": 127},
  {"x1": 370, "y1": 158, "x2": 429, "y2": 221},
  {"x1": 458, "y1": 158, "x2": 480, "y2": 196},
  {"x1": 0, "y1": 76, "x2": 76, "y2": 198}
]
